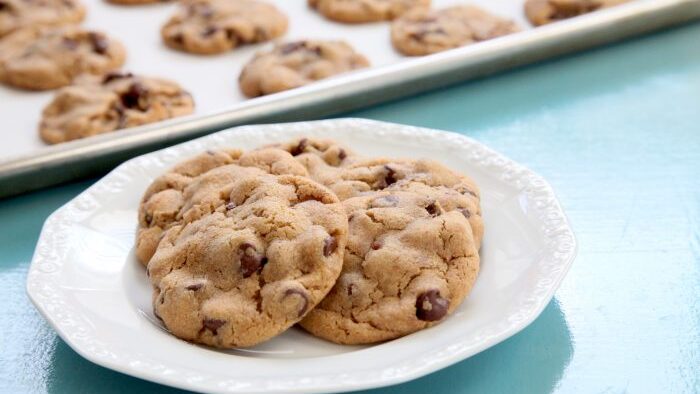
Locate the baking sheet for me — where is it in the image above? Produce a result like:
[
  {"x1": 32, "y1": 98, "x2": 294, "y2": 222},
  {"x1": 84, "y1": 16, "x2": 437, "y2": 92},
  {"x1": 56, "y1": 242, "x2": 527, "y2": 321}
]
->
[{"x1": 1, "y1": 0, "x2": 699, "y2": 197}]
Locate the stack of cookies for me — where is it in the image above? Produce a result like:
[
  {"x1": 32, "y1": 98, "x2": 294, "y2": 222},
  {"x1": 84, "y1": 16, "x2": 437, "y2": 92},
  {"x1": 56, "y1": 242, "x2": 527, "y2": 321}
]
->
[{"x1": 137, "y1": 137, "x2": 483, "y2": 347}]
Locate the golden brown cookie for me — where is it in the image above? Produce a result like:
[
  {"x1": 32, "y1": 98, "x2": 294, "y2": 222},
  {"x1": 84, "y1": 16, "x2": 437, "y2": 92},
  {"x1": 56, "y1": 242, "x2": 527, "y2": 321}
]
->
[
  {"x1": 40, "y1": 72, "x2": 194, "y2": 144},
  {"x1": 136, "y1": 148, "x2": 309, "y2": 266},
  {"x1": 524, "y1": 0, "x2": 629, "y2": 26},
  {"x1": 0, "y1": 0, "x2": 85, "y2": 38},
  {"x1": 299, "y1": 189, "x2": 479, "y2": 344},
  {"x1": 239, "y1": 40, "x2": 369, "y2": 98},
  {"x1": 148, "y1": 171, "x2": 348, "y2": 348},
  {"x1": 0, "y1": 25, "x2": 126, "y2": 90},
  {"x1": 391, "y1": 5, "x2": 520, "y2": 56},
  {"x1": 308, "y1": 0, "x2": 430, "y2": 23},
  {"x1": 161, "y1": 0, "x2": 287, "y2": 55}
]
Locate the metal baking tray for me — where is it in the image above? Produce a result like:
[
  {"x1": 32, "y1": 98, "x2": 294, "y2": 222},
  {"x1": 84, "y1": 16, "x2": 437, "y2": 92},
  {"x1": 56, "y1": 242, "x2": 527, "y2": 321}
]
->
[{"x1": 1, "y1": 0, "x2": 699, "y2": 198}]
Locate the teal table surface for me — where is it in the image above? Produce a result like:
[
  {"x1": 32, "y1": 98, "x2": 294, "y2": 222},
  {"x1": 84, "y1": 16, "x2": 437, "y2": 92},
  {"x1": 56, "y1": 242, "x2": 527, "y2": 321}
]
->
[{"x1": 1, "y1": 22, "x2": 699, "y2": 394}]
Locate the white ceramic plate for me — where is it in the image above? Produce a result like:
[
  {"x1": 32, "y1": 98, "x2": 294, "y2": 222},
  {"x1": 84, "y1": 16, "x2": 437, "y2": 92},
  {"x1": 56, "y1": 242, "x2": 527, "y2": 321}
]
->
[{"x1": 27, "y1": 119, "x2": 577, "y2": 394}]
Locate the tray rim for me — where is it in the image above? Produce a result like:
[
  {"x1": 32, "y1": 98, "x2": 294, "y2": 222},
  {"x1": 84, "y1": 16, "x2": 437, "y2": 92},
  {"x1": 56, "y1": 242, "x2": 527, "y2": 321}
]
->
[
  {"x1": 26, "y1": 118, "x2": 578, "y2": 394},
  {"x1": 3, "y1": 0, "x2": 700, "y2": 198}
]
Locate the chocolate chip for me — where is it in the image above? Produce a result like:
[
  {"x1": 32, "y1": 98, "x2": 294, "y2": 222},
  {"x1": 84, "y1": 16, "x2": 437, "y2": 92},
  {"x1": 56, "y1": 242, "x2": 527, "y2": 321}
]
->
[
  {"x1": 347, "y1": 283, "x2": 358, "y2": 296},
  {"x1": 120, "y1": 82, "x2": 149, "y2": 111},
  {"x1": 416, "y1": 290, "x2": 449, "y2": 321},
  {"x1": 202, "y1": 26, "x2": 218, "y2": 37},
  {"x1": 338, "y1": 149, "x2": 347, "y2": 161},
  {"x1": 425, "y1": 201, "x2": 441, "y2": 217},
  {"x1": 283, "y1": 289, "x2": 309, "y2": 317},
  {"x1": 323, "y1": 236, "x2": 338, "y2": 257},
  {"x1": 102, "y1": 71, "x2": 133, "y2": 84},
  {"x1": 88, "y1": 32, "x2": 109, "y2": 55},
  {"x1": 225, "y1": 28, "x2": 241, "y2": 44},
  {"x1": 459, "y1": 208, "x2": 471, "y2": 219},
  {"x1": 372, "y1": 195, "x2": 399, "y2": 208},
  {"x1": 225, "y1": 202, "x2": 236, "y2": 210},
  {"x1": 371, "y1": 241, "x2": 381, "y2": 250},
  {"x1": 144, "y1": 213, "x2": 153, "y2": 225},
  {"x1": 0, "y1": 1, "x2": 9, "y2": 11},
  {"x1": 171, "y1": 33, "x2": 184, "y2": 45},
  {"x1": 186, "y1": 283, "x2": 203, "y2": 291},
  {"x1": 238, "y1": 243, "x2": 265, "y2": 278},
  {"x1": 202, "y1": 318, "x2": 226, "y2": 335},
  {"x1": 381, "y1": 165, "x2": 397, "y2": 188},
  {"x1": 290, "y1": 138, "x2": 308, "y2": 156},
  {"x1": 61, "y1": 37, "x2": 78, "y2": 50},
  {"x1": 280, "y1": 41, "x2": 306, "y2": 55}
]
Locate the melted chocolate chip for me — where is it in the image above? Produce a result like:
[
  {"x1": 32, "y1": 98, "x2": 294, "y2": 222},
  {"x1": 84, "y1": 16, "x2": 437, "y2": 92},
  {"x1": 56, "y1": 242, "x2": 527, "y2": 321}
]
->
[
  {"x1": 120, "y1": 83, "x2": 149, "y2": 111},
  {"x1": 416, "y1": 290, "x2": 449, "y2": 321},
  {"x1": 425, "y1": 201, "x2": 441, "y2": 217},
  {"x1": 280, "y1": 41, "x2": 306, "y2": 55},
  {"x1": 290, "y1": 138, "x2": 308, "y2": 156},
  {"x1": 88, "y1": 32, "x2": 109, "y2": 55},
  {"x1": 186, "y1": 283, "x2": 203, "y2": 291},
  {"x1": 382, "y1": 165, "x2": 397, "y2": 187},
  {"x1": 347, "y1": 283, "x2": 358, "y2": 296},
  {"x1": 172, "y1": 33, "x2": 184, "y2": 45},
  {"x1": 283, "y1": 288, "x2": 309, "y2": 317},
  {"x1": 323, "y1": 236, "x2": 338, "y2": 257},
  {"x1": 144, "y1": 213, "x2": 153, "y2": 225},
  {"x1": 225, "y1": 202, "x2": 236, "y2": 210},
  {"x1": 371, "y1": 241, "x2": 381, "y2": 250},
  {"x1": 225, "y1": 28, "x2": 241, "y2": 44},
  {"x1": 372, "y1": 195, "x2": 399, "y2": 208},
  {"x1": 238, "y1": 243, "x2": 265, "y2": 277},
  {"x1": 202, "y1": 318, "x2": 226, "y2": 335},
  {"x1": 102, "y1": 71, "x2": 133, "y2": 84},
  {"x1": 459, "y1": 208, "x2": 471, "y2": 219},
  {"x1": 0, "y1": 1, "x2": 9, "y2": 11},
  {"x1": 338, "y1": 149, "x2": 347, "y2": 161}
]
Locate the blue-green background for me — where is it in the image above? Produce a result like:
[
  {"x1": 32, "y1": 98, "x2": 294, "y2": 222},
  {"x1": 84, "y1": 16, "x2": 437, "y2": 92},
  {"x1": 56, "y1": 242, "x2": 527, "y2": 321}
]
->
[{"x1": 1, "y1": 22, "x2": 699, "y2": 394}]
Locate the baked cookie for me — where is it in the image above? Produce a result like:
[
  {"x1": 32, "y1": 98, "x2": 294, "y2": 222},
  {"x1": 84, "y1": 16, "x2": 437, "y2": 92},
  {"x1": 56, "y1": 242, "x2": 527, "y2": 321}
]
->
[
  {"x1": 239, "y1": 40, "x2": 369, "y2": 97},
  {"x1": 161, "y1": 0, "x2": 287, "y2": 55},
  {"x1": 308, "y1": 0, "x2": 430, "y2": 23},
  {"x1": 147, "y1": 172, "x2": 348, "y2": 348},
  {"x1": 276, "y1": 138, "x2": 483, "y2": 248},
  {"x1": 0, "y1": 0, "x2": 85, "y2": 38},
  {"x1": 525, "y1": 0, "x2": 628, "y2": 26},
  {"x1": 136, "y1": 148, "x2": 309, "y2": 265},
  {"x1": 299, "y1": 189, "x2": 479, "y2": 344},
  {"x1": 40, "y1": 72, "x2": 194, "y2": 144},
  {"x1": 391, "y1": 5, "x2": 520, "y2": 56},
  {"x1": 0, "y1": 25, "x2": 126, "y2": 90}
]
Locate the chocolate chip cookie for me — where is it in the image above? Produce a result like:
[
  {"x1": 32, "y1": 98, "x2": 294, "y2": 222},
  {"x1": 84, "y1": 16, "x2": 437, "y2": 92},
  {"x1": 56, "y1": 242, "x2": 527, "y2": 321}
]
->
[
  {"x1": 525, "y1": 0, "x2": 628, "y2": 26},
  {"x1": 308, "y1": 0, "x2": 430, "y2": 23},
  {"x1": 0, "y1": 25, "x2": 126, "y2": 90},
  {"x1": 0, "y1": 0, "x2": 85, "y2": 38},
  {"x1": 299, "y1": 189, "x2": 480, "y2": 344},
  {"x1": 147, "y1": 172, "x2": 348, "y2": 348},
  {"x1": 137, "y1": 149, "x2": 309, "y2": 266},
  {"x1": 161, "y1": 0, "x2": 288, "y2": 55},
  {"x1": 239, "y1": 40, "x2": 369, "y2": 98},
  {"x1": 391, "y1": 5, "x2": 520, "y2": 56},
  {"x1": 39, "y1": 73, "x2": 194, "y2": 144}
]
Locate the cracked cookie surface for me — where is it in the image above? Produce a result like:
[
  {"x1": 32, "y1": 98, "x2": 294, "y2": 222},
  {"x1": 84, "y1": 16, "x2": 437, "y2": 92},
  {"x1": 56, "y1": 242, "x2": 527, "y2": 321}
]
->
[
  {"x1": 0, "y1": 25, "x2": 126, "y2": 90},
  {"x1": 308, "y1": 0, "x2": 430, "y2": 23},
  {"x1": 0, "y1": 0, "x2": 85, "y2": 38},
  {"x1": 278, "y1": 137, "x2": 483, "y2": 248},
  {"x1": 137, "y1": 148, "x2": 309, "y2": 266},
  {"x1": 391, "y1": 5, "x2": 520, "y2": 56},
  {"x1": 299, "y1": 189, "x2": 479, "y2": 344},
  {"x1": 40, "y1": 72, "x2": 194, "y2": 144},
  {"x1": 161, "y1": 0, "x2": 287, "y2": 55},
  {"x1": 238, "y1": 40, "x2": 369, "y2": 97},
  {"x1": 147, "y1": 172, "x2": 347, "y2": 348},
  {"x1": 525, "y1": 0, "x2": 628, "y2": 26}
]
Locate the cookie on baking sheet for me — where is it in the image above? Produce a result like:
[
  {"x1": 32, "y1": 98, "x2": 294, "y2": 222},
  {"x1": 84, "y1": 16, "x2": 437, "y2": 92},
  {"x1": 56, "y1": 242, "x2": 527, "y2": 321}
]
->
[
  {"x1": 161, "y1": 0, "x2": 287, "y2": 55},
  {"x1": 391, "y1": 5, "x2": 520, "y2": 56},
  {"x1": 239, "y1": 40, "x2": 369, "y2": 97},
  {"x1": 0, "y1": 25, "x2": 126, "y2": 90},
  {"x1": 136, "y1": 148, "x2": 309, "y2": 265},
  {"x1": 308, "y1": 0, "x2": 430, "y2": 23},
  {"x1": 39, "y1": 72, "x2": 194, "y2": 144},
  {"x1": 0, "y1": 0, "x2": 85, "y2": 38},
  {"x1": 147, "y1": 172, "x2": 348, "y2": 348},
  {"x1": 525, "y1": 0, "x2": 628, "y2": 26},
  {"x1": 299, "y1": 189, "x2": 479, "y2": 344}
]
